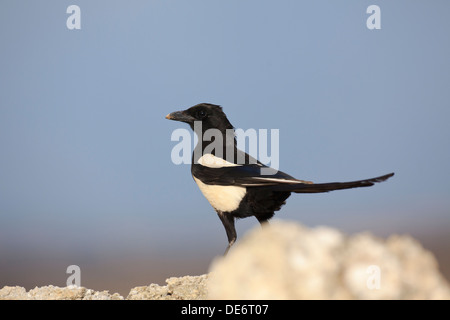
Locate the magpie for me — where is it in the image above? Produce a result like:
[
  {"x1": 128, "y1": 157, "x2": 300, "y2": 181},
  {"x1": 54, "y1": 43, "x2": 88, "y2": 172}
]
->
[{"x1": 166, "y1": 103, "x2": 394, "y2": 255}]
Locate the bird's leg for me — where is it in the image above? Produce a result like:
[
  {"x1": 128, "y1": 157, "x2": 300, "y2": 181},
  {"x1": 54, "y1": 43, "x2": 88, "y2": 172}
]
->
[{"x1": 217, "y1": 211, "x2": 236, "y2": 256}]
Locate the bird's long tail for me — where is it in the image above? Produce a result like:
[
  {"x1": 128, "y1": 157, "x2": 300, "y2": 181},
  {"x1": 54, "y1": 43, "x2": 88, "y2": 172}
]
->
[{"x1": 270, "y1": 172, "x2": 394, "y2": 193}]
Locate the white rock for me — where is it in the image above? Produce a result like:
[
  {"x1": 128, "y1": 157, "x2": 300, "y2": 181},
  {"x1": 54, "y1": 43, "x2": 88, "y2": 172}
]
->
[{"x1": 208, "y1": 220, "x2": 450, "y2": 300}]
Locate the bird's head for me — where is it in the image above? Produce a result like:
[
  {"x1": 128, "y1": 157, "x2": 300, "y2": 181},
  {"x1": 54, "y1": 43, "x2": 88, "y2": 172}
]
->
[{"x1": 165, "y1": 103, "x2": 234, "y2": 133}]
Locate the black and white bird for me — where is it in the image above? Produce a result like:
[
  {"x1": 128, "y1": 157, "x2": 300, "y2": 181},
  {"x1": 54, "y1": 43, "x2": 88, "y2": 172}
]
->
[{"x1": 166, "y1": 103, "x2": 394, "y2": 254}]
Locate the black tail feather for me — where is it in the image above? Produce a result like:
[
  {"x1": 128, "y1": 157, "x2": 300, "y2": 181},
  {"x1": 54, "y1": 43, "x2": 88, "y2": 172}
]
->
[{"x1": 269, "y1": 172, "x2": 394, "y2": 193}]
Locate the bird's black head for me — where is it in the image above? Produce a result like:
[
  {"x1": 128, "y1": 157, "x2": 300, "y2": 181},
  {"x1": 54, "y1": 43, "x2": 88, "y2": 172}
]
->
[{"x1": 166, "y1": 103, "x2": 234, "y2": 133}]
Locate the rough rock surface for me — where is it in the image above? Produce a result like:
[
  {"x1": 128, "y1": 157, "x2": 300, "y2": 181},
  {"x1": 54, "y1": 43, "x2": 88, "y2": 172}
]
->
[
  {"x1": 127, "y1": 274, "x2": 208, "y2": 300},
  {"x1": 208, "y1": 220, "x2": 450, "y2": 299},
  {"x1": 0, "y1": 285, "x2": 123, "y2": 300},
  {"x1": 1, "y1": 221, "x2": 449, "y2": 300},
  {"x1": 0, "y1": 275, "x2": 209, "y2": 300}
]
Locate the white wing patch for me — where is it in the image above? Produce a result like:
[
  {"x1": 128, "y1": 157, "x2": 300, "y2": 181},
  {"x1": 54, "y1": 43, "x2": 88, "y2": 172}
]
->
[
  {"x1": 239, "y1": 177, "x2": 313, "y2": 186},
  {"x1": 250, "y1": 177, "x2": 302, "y2": 184},
  {"x1": 197, "y1": 154, "x2": 242, "y2": 168}
]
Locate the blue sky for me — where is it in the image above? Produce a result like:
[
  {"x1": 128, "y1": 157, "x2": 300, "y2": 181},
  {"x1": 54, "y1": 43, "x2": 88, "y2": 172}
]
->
[{"x1": 1, "y1": 1, "x2": 449, "y2": 294}]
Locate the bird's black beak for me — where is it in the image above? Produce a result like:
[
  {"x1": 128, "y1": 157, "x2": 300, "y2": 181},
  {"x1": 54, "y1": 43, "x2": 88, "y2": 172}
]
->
[{"x1": 165, "y1": 110, "x2": 195, "y2": 124}]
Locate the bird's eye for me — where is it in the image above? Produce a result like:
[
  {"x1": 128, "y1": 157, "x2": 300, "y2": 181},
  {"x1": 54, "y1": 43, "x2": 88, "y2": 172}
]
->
[{"x1": 197, "y1": 110, "x2": 207, "y2": 119}]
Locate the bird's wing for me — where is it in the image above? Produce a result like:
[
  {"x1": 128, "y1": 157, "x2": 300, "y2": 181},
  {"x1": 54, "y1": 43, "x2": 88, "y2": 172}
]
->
[
  {"x1": 192, "y1": 164, "x2": 394, "y2": 193},
  {"x1": 191, "y1": 163, "x2": 313, "y2": 187}
]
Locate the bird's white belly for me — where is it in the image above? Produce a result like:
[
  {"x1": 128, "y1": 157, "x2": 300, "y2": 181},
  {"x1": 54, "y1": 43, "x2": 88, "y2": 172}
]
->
[{"x1": 193, "y1": 177, "x2": 246, "y2": 212}]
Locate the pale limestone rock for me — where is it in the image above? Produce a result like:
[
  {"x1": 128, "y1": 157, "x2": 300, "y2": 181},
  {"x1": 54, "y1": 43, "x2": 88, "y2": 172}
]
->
[
  {"x1": 0, "y1": 285, "x2": 123, "y2": 300},
  {"x1": 127, "y1": 274, "x2": 208, "y2": 300},
  {"x1": 208, "y1": 220, "x2": 450, "y2": 300},
  {"x1": 2, "y1": 221, "x2": 448, "y2": 300}
]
